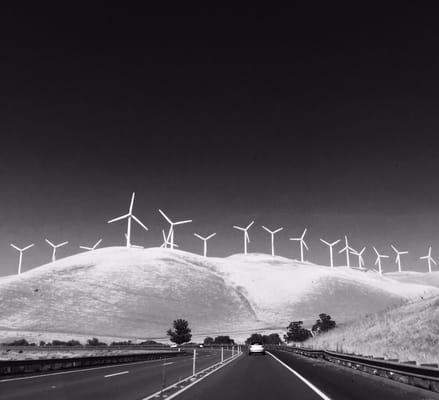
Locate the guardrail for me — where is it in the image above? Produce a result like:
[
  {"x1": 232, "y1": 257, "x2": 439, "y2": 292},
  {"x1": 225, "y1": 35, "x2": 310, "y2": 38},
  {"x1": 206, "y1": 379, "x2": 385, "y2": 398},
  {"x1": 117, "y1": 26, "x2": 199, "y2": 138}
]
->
[
  {"x1": 269, "y1": 345, "x2": 439, "y2": 393},
  {"x1": 0, "y1": 350, "x2": 186, "y2": 377},
  {"x1": 1, "y1": 345, "x2": 172, "y2": 352}
]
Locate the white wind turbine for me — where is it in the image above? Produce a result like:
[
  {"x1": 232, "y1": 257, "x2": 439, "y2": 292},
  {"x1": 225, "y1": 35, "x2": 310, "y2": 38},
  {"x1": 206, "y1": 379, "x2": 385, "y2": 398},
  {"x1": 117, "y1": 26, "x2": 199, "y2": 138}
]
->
[
  {"x1": 390, "y1": 245, "x2": 408, "y2": 273},
  {"x1": 159, "y1": 209, "x2": 192, "y2": 250},
  {"x1": 161, "y1": 229, "x2": 179, "y2": 249},
  {"x1": 319, "y1": 238, "x2": 340, "y2": 268},
  {"x1": 10, "y1": 243, "x2": 34, "y2": 275},
  {"x1": 262, "y1": 226, "x2": 283, "y2": 256},
  {"x1": 350, "y1": 246, "x2": 366, "y2": 269},
  {"x1": 79, "y1": 239, "x2": 102, "y2": 251},
  {"x1": 233, "y1": 221, "x2": 254, "y2": 255},
  {"x1": 194, "y1": 233, "x2": 216, "y2": 257},
  {"x1": 338, "y1": 235, "x2": 355, "y2": 267},
  {"x1": 373, "y1": 246, "x2": 388, "y2": 275},
  {"x1": 45, "y1": 239, "x2": 68, "y2": 262},
  {"x1": 420, "y1": 246, "x2": 437, "y2": 273},
  {"x1": 289, "y1": 228, "x2": 308, "y2": 262},
  {"x1": 108, "y1": 192, "x2": 148, "y2": 248}
]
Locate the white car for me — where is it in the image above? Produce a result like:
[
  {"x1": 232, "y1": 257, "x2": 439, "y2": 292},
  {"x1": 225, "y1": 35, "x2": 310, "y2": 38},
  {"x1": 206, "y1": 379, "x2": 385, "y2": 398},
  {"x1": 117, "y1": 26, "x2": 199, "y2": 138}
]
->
[{"x1": 248, "y1": 343, "x2": 265, "y2": 355}]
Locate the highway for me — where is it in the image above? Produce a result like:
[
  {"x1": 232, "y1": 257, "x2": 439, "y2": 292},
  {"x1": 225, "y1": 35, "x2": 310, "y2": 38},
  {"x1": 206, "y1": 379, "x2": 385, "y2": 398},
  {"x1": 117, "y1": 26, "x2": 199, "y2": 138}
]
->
[{"x1": 1, "y1": 348, "x2": 438, "y2": 399}]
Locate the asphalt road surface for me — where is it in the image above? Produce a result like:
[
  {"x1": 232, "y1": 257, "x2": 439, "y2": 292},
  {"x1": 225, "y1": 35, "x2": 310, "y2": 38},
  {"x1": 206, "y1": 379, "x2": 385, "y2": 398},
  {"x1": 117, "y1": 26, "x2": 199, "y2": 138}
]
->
[
  {"x1": 2, "y1": 349, "x2": 439, "y2": 399},
  {"x1": 177, "y1": 350, "x2": 439, "y2": 400},
  {"x1": 0, "y1": 349, "x2": 230, "y2": 400}
]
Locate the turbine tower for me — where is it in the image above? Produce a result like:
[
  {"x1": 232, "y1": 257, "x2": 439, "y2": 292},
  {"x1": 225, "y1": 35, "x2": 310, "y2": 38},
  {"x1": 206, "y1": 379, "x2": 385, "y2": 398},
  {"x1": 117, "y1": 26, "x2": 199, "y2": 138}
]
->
[
  {"x1": 159, "y1": 209, "x2": 192, "y2": 250},
  {"x1": 338, "y1": 236, "x2": 354, "y2": 267},
  {"x1": 390, "y1": 245, "x2": 408, "y2": 273},
  {"x1": 10, "y1": 243, "x2": 34, "y2": 275},
  {"x1": 289, "y1": 228, "x2": 308, "y2": 262},
  {"x1": 262, "y1": 226, "x2": 283, "y2": 256},
  {"x1": 320, "y1": 238, "x2": 340, "y2": 268},
  {"x1": 420, "y1": 246, "x2": 437, "y2": 273},
  {"x1": 161, "y1": 229, "x2": 179, "y2": 249},
  {"x1": 233, "y1": 221, "x2": 254, "y2": 255},
  {"x1": 373, "y1": 247, "x2": 388, "y2": 275},
  {"x1": 194, "y1": 233, "x2": 216, "y2": 257},
  {"x1": 108, "y1": 192, "x2": 148, "y2": 248},
  {"x1": 45, "y1": 239, "x2": 68, "y2": 262},
  {"x1": 79, "y1": 239, "x2": 102, "y2": 251},
  {"x1": 350, "y1": 246, "x2": 366, "y2": 269}
]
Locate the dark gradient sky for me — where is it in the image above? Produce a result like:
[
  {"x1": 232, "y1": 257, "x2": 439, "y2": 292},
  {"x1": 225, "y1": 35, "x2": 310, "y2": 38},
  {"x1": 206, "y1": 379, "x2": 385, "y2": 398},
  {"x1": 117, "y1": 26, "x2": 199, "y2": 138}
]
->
[{"x1": 1, "y1": 6, "x2": 439, "y2": 275}]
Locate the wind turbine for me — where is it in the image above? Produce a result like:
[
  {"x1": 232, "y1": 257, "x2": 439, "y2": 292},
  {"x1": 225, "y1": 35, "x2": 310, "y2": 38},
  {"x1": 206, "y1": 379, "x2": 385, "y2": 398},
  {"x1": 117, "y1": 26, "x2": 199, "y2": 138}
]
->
[
  {"x1": 161, "y1": 229, "x2": 179, "y2": 249},
  {"x1": 390, "y1": 245, "x2": 408, "y2": 273},
  {"x1": 159, "y1": 209, "x2": 192, "y2": 250},
  {"x1": 45, "y1": 239, "x2": 68, "y2": 262},
  {"x1": 420, "y1": 246, "x2": 437, "y2": 273},
  {"x1": 373, "y1": 246, "x2": 388, "y2": 275},
  {"x1": 319, "y1": 238, "x2": 340, "y2": 268},
  {"x1": 350, "y1": 246, "x2": 366, "y2": 269},
  {"x1": 194, "y1": 233, "x2": 216, "y2": 257},
  {"x1": 233, "y1": 221, "x2": 254, "y2": 255},
  {"x1": 262, "y1": 226, "x2": 283, "y2": 256},
  {"x1": 108, "y1": 192, "x2": 148, "y2": 248},
  {"x1": 10, "y1": 243, "x2": 34, "y2": 275},
  {"x1": 289, "y1": 228, "x2": 308, "y2": 262},
  {"x1": 338, "y1": 236, "x2": 355, "y2": 268},
  {"x1": 79, "y1": 239, "x2": 102, "y2": 251}
]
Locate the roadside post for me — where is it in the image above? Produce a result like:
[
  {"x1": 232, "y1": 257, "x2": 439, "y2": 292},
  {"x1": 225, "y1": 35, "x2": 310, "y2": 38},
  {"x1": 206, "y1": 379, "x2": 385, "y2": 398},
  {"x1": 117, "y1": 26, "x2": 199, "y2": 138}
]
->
[
  {"x1": 192, "y1": 348, "x2": 197, "y2": 376},
  {"x1": 221, "y1": 346, "x2": 224, "y2": 363}
]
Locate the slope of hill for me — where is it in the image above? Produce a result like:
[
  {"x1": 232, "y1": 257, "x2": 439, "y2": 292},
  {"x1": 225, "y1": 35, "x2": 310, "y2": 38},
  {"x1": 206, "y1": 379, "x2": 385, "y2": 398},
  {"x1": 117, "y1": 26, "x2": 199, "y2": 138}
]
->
[
  {"x1": 386, "y1": 271, "x2": 439, "y2": 288},
  {"x1": 0, "y1": 247, "x2": 437, "y2": 342},
  {"x1": 305, "y1": 294, "x2": 439, "y2": 364}
]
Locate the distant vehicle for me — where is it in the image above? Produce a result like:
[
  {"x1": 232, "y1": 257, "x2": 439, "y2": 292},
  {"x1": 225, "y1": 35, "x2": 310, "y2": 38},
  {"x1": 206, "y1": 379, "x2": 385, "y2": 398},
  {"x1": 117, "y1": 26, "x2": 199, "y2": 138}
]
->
[
  {"x1": 199, "y1": 344, "x2": 204, "y2": 348},
  {"x1": 248, "y1": 343, "x2": 265, "y2": 355},
  {"x1": 170, "y1": 344, "x2": 178, "y2": 348}
]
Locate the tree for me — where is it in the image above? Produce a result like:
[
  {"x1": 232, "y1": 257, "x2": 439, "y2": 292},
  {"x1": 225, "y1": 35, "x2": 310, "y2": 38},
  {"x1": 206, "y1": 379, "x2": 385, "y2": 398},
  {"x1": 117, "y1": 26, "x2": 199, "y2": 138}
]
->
[
  {"x1": 284, "y1": 321, "x2": 312, "y2": 342},
  {"x1": 203, "y1": 337, "x2": 214, "y2": 345},
  {"x1": 262, "y1": 333, "x2": 282, "y2": 345},
  {"x1": 213, "y1": 336, "x2": 235, "y2": 345},
  {"x1": 312, "y1": 313, "x2": 336, "y2": 334},
  {"x1": 245, "y1": 333, "x2": 264, "y2": 345},
  {"x1": 167, "y1": 319, "x2": 192, "y2": 345}
]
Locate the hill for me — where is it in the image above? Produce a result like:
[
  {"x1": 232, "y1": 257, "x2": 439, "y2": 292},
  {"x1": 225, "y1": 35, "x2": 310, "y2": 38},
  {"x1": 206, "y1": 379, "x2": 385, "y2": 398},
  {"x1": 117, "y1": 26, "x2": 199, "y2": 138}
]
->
[
  {"x1": 305, "y1": 294, "x2": 439, "y2": 364},
  {"x1": 0, "y1": 247, "x2": 437, "y2": 342}
]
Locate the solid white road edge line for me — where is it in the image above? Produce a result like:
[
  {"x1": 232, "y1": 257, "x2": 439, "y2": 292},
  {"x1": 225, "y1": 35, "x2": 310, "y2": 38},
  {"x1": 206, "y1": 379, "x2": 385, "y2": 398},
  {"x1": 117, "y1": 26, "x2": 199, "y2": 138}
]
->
[
  {"x1": 162, "y1": 362, "x2": 174, "y2": 366},
  {"x1": 267, "y1": 351, "x2": 332, "y2": 400},
  {"x1": 142, "y1": 353, "x2": 242, "y2": 400},
  {"x1": 104, "y1": 370, "x2": 129, "y2": 378}
]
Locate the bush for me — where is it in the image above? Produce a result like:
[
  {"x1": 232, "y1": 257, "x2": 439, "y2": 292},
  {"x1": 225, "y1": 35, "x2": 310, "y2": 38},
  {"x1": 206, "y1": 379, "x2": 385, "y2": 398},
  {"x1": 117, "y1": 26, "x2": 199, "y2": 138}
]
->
[
  {"x1": 284, "y1": 321, "x2": 312, "y2": 342},
  {"x1": 312, "y1": 313, "x2": 336, "y2": 334},
  {"x1": 167, "y1": 319, "x2": 192, "y2": 345},
  {"x1": 4, "y1": 339, "x2": 30, "y2": 346},
  {"x1": 245, "y1": 333, "x2": 282, "y2": 345},
  {"x1": 203, "y1": 337, "x2": 214, "y2": 345}
]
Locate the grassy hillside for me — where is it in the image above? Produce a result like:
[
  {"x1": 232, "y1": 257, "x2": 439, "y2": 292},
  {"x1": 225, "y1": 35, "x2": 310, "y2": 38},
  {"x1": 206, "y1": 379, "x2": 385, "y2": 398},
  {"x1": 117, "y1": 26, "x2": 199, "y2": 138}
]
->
[
  {"x1": 0, "y1": 247, "x2": 437, "y2": 343},
  {"x1": 306, "y1": 295, "x2": 439, "y2": 364}
]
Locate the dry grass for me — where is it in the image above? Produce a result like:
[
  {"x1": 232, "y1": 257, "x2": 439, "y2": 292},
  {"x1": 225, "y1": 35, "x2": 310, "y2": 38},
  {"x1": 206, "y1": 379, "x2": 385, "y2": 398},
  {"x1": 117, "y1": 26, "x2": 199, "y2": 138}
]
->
[{"x1": 306, "y1": 295, "x2": 439, "y2": 364}]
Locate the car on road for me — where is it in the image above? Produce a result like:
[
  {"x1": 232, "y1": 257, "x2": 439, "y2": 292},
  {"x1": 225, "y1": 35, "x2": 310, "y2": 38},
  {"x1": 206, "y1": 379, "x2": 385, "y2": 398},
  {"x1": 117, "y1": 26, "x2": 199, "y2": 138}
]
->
[{"x1": 248, "y1": 343, "x2": 265, "y2": 355}]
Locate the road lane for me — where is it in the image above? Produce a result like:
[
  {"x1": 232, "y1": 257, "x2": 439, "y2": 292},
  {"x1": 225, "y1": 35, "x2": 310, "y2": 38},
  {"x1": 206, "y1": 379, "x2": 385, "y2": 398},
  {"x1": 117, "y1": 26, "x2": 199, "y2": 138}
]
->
[{"x1": 0, "y1": 349, "x2": 231, "y2": 400}]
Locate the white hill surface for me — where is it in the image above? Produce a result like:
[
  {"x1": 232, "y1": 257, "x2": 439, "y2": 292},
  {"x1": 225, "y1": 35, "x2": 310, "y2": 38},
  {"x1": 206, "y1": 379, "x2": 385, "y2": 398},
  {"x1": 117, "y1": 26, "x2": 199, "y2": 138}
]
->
[
  {"x1": 0, "y1": 247, "x2": 437, "y2": 342},
  {"x1": 386, "y1": 271, "x2": 439, "y2": 288}
]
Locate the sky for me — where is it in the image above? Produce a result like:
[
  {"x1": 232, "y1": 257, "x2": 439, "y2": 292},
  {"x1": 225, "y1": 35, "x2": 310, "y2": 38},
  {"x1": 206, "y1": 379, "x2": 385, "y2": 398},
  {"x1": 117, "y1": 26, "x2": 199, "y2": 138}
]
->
[{"x1": 1, "y1": 6, "x2": 439, "y2": 275}]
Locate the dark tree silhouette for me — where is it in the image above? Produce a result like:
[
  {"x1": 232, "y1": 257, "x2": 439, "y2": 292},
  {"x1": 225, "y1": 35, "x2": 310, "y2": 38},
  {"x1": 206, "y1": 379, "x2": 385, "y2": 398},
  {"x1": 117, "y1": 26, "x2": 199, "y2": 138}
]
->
[
  {"x1": 284, "y1": 321, "x2": 311, "y2": 342},
  {"x1": 167, "y1": 319, "x2": 192, "y2": 345},
  {"x1": 312, "y1": 313, "x2": 336, "y2": 334}
]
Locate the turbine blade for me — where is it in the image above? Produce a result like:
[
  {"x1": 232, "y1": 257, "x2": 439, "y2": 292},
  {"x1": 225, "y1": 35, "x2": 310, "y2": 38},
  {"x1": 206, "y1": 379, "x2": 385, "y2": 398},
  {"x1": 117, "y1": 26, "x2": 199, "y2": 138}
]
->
[
  {"x1": 93, "y1": 239, "x2": 103, "y2": 248},
  {"x1": 45, "y1": 239, "x2": 55, "y2": 247},
  {"x1": 391, "y1": 245, "x2": 398, "y2": 253},
  {"x1": 80, "y1": 246, "x2": 92, "y2": 250},
  {"x1": 194, "y1": 233, "x2": 204, "y2": 240},
  {"x1": 233, "y1": 226, "x2": 245, "y2": 231},
  {"x1": 10, "y1": 244, "x2": 20, "y2": 251},
  {"x1": 432, "y1": 257, "x2": 437, "y2": 265},
  {"x1": 273, "y1": 227, "x2": 283, "y2": 234},
  {"x1": 23, "y1": 244, "x2": 34, "y2": 251},
  {"x1": 158, "y1": 209, "x2": 172, "y2": 224},
  {"x1": 246, "y1": 221, "x2": 255, "y2": 230},
  {"x1": 58, "y1": 241, "x2": 68, "y2": 247},
  {"x1": 206, "y1": 233, "x2": 216, "y2": 240},
  {"x1": 303, "y1": 240, "x2": 309, "y2": 250},
  {"x1": 301, "y1": 228, "x2": 307, "y2": 239},
  {"x1": 174, "y1": 219, "x2": 192, "y2": 225},
  {"x1": 261, "y1": 226, "x2": 271, "y2": 233},
  {"x1": 129, "y1": 192, "x2": 135, "y2": 213},
  {"x1": 320, "y1": 239, "x2": 330, "y2": 246},
  {"x1": 132, "y1": 215, "x2": 149, "y2": 231},
  {"x1": 108, "y1": 213, "x2": 130, "y2": 223}
]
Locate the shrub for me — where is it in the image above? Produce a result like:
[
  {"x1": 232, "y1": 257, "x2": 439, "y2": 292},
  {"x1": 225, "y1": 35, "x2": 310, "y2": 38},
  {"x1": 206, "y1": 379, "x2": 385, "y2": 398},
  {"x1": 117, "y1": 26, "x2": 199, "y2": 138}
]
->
[{"x1": 167, "y1": 319, "x2": 192, "y2": 345}]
